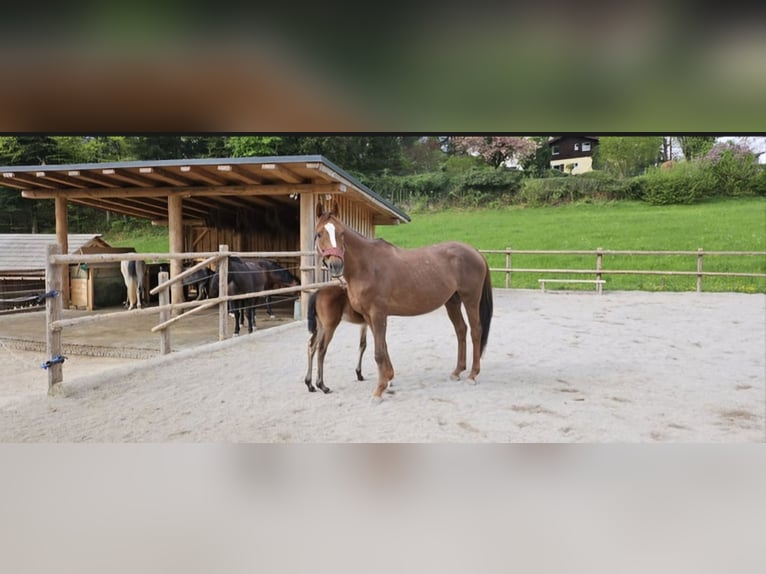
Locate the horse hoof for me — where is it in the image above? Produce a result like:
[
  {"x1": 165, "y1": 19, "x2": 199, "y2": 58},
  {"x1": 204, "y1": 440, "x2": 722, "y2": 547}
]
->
[
  {"x1": 466, "y1": 378, "x2": 478, "y2": 385},
  {"x1": 370, "y1": 396, "x2": 384, "y2": 405},
  {"x1": 307, "y1": 386, "x2": 317, "y2": 392},
  {"x1": 321, "y1": 387, "x2": 333, "y2": 394},
  {"x1": 355, "y1": 371, "x2": 365, "y2": 381},
  {"x1": 269, "y1": 315, "x2": 276, "y2": 320},
  {"x1": 450, "y1": 373, "x2": 461, "y2": 381}
]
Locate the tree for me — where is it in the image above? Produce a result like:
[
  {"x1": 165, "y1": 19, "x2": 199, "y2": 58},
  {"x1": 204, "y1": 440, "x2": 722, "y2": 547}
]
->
[
  {"x1": 280, "y1": 136, "x2": 406, "y2": 175},
  {"x1": 703, "y1": 140, "x2": 761, "y2": 196},
  {"x1": 0, "y1": 136, "x2": 59, "y2": 165},
  {"x1": 677, "y1": 136, "x2": 715, "y2": 161},
  {"x1": 450, "y1": 136, "x2": 538, "y2": 168},
  {"x1": 226, "y1": 136, "x2": 283, "y2": 157},
  {"x1": 596, "y1": 136, "x2": 664, "y2": 177},
  {"x1": 125, "y1": 136, "x2": 227, "y2": 160},
  {"x1": 520, "y1": 136, "x2": 553, "y2": 176},
  {"x1": 400, "y1": 136, "x2": 446, "y2": 173}
]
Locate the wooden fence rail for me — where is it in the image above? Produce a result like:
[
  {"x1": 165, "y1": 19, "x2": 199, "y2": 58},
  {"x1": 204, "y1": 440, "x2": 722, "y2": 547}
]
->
[{"x1": 481, "y1": 248, "x2": 766, "y2": 291}]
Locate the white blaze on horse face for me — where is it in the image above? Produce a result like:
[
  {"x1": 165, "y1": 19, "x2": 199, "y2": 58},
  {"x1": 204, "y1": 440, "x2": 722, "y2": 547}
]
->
[{"x1": 324, "y1": 222, "x2": 338, "y2": 248}]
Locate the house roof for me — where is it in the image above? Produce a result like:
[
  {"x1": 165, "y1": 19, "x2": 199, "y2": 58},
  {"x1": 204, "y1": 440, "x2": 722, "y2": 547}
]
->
[
  {"x1": 0, "y1": 234, "x2": 127, "y2": 272},
  {"x1": 0, "y1": 155, "x2": 410, "y2": 226},
  {"x1": 548, "y1": 136, "x2": 600, "y2": 146}
]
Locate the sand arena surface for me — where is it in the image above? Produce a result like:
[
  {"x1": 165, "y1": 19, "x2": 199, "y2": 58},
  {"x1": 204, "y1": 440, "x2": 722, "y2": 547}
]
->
[{"x1": 0, "y1": 289, "x2": 764, "y2": 442}]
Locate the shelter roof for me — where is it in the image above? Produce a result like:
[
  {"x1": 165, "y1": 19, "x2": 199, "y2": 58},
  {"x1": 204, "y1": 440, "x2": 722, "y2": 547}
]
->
[
  {"x1": 0, "y1": 156, "x2": 409, "y2": 226},
  {"x1": 0, "y1": 234, "x2": 128, "y2": 272}
]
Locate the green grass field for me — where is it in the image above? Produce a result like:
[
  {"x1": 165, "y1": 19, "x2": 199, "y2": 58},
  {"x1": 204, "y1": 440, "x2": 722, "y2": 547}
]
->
[
  {"x1": 376, "y1": 198, "x2": 766, "y2": 293},
  {"x1": 105, "y1": 225, "x2": 170, "y2": 254},
  {"x1": 104, "y1": 198, "x2": 766, "y2": 293}
]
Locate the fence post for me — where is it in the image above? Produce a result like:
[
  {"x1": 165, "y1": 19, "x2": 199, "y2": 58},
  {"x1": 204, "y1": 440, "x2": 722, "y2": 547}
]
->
[
  {"x1": 505, "y1": 247, "x2": 511, "y2": 289},
  {"x1": 218, "y1": 245, "x2": 229, "y2": 340},
  {"x1": 45, "y1": 244, "x2": 64, "y2": 394},
  {"x1": 697, "y1": 248, "x2": 704, "y2": 293},
  {"x1": 158, "y1": 271, "x2": 171, "y2": 354},
  {"x1": 596, "y1": 247, "x2": 603, "y2": 289}
]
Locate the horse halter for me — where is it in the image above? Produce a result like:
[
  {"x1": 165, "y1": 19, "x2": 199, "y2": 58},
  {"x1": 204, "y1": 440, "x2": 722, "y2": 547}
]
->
[{"x1": 316, "y1": 219, "x2": 346, "y2": 276}]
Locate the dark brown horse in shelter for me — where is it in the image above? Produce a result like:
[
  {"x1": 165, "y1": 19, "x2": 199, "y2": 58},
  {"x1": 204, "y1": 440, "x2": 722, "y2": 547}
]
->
[{"x1": 314, "y1": 202, "x2": 493, "y2": 401}]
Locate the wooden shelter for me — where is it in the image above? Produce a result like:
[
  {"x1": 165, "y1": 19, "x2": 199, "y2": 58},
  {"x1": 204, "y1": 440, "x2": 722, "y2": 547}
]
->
[
  {"x1": 0, "y1": 233, "x2": 131, "y2": 312},
  {"x1": 0, "y1": 156, "x2": 409, "y2": 314}
]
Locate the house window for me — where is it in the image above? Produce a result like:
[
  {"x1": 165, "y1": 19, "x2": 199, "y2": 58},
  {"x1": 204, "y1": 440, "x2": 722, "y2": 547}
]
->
[
  {"x1": 582, "y1": 141, "x2": 591, "y2": 152},
  {"x1": 574, "y1": 143, "x2": 580, "y2": 151},
  {"x1": 552, "y1": 145, "x2": 560, "y2": 155}
]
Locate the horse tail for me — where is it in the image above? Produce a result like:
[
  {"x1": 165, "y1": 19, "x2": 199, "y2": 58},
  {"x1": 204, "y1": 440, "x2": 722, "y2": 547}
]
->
[
  {"x1": 479, "y1": 261, "x2": 493, "y2": 356},
  {"x1": 307, "y1": 291, "x2": 319, "y2": 334}
]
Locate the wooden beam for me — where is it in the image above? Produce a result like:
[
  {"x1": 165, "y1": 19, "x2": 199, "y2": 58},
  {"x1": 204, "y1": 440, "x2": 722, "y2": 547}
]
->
[
  {"x1": 20, "y1": 182, "x2": 343, "y2": 199},
  {"x1": 55, "y1": 196, "x2": 70, "y2": 308},
  {"x1": 167, "y1": 194, "x2": 184, "y2": 313},
  {"x1": 261, "y1": 163, "x2": 304, "y2": 184},
  {"x1": 67, "y1": 170, "x2": 126, "y2": 188},
  {"x1": 45, "y1": 244, "x2": 64, "y2": 391},
  {"x1": 33, "y1": 172, "x2": 89, "y2": 188},
  {"x1": 216, "y1": 164, "x2": 264, "y2": 184},
  {"x1": 70, "y1": 197, "x2": 163, "y2": 220},
  {"x1": 140, "y1": 166, "x2": 191, "y2": 186},
  {"x1": 151, "y1": 218, "x2": 205, "y2": 226},
  {"x1": 102, "y1": 168, "x2": 157, "y2": 187},
  {"x1": 179, "y1": 165, "x2": 228, "y2": 186},
  {"x1": 299, "y1": 192, "x2": 315, "y2": 321},
  {"x1": 1, "y1": 172, "x2": 58, "y2": 189}
]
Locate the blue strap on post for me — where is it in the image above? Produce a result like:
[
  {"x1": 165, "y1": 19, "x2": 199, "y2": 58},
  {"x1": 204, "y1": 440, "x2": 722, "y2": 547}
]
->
[
  {"x1": 35, "y1": 290, "x2": 59, "y2": 304},
  {"x1": 41, "y1": 355, "x2": 67, "y2": 370}
]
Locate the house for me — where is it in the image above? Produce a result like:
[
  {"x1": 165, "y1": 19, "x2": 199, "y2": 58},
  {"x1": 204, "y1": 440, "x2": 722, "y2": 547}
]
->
[{"x1": 548, "y1": 136, "x2": 599, "y2": 174}]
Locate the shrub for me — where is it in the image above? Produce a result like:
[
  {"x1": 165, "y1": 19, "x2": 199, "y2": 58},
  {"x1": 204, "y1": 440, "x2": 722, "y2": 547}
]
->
[
  {"x1": 639, "y1": 161, "x2": 717, "y2": 205},
  {"x1": 363, "y1": 172, "x2": 451, "y2": 208},
  {"x1": 754, "y1": 166, "x2": 766, "y2": 196},
  {"x1": 519, "y1": 171, "x2": 637, "y2": 206},
  {"x1": 704, "y1": 142, "x2": 761, "y2": 197}
]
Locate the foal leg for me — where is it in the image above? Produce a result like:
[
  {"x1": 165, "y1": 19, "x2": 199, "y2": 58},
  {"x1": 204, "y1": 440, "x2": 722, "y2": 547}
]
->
[
  {"x1": 315, "y1": 322, "x2": 338, "y2": 394},
  {"x1": 444, "y1": 295, "x2": 467, "y2": 380},
  {"x1": 305, "y1": 329, "x2": 319, "y2": 392}
]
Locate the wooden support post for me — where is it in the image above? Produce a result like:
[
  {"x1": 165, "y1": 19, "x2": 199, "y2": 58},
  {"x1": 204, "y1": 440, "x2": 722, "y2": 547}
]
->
[
  {"x1": 158, "y1": 271, "x2": 171, "y2": 354},
  {"x1": 218, "y1": 245, "x2": 229, "y2": 340},
  {"x1": 505, "y1": 247, "x2": 511, "y2": 289},
  {"x1": 596, "y1": 247, "x2": 603, "y2": 288},
  {"x1": 55, "y1": 196, "x2": 70, "y2": 309},
  {"x1": 167, "y1": 194, "x2": 184, "y2": 315},
  {"x1": 697, "y1": 248, "x2": 704, "y2": 293},
  {"x1": 46, "y1": 244, "x2": 64, "y2": 394},
  {"x1": 299, "y1": 192, "x2": 315, "y2": 320}
]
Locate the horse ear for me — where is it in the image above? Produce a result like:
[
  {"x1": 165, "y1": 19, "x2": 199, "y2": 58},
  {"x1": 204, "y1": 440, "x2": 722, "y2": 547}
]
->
[{"x1": 331, "y1": 201, "x2": 340, "y2": 217}]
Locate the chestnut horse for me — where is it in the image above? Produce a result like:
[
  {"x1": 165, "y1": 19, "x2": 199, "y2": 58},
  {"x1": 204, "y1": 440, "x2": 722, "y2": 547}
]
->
[
  {"x1": 314, "y1": 202, "x2": 493, "y2": 401},
  {"x1": 304, "y1": 285, "x2": 368, "y2": 394}
]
